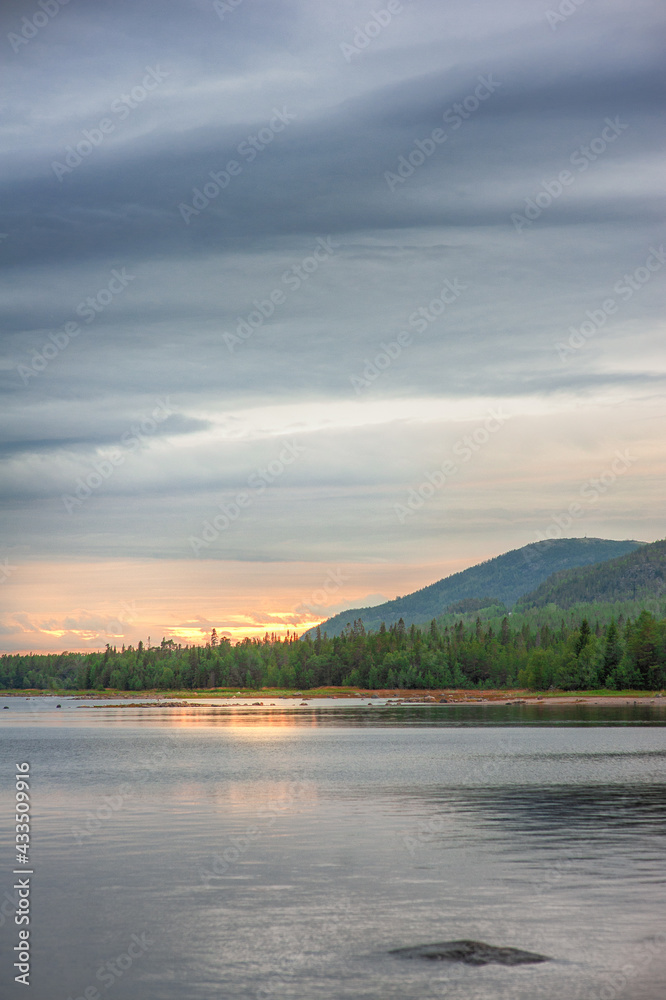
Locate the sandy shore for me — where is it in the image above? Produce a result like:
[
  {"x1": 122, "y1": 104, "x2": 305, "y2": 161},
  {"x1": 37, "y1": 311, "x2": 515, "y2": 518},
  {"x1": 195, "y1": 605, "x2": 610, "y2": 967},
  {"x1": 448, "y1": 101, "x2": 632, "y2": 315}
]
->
[
  {"x1": 369, "y1": 692, "x2": 665, "y2": 707},
  {"x1": 3, "y1": 689, "x2": 664, "y2": 707}
]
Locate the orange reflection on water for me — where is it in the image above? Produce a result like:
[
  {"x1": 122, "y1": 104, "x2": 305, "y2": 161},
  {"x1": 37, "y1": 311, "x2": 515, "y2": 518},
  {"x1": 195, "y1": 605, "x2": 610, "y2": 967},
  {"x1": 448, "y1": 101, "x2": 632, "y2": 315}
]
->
[{"x1": 82, "y1": 705, "x2": 325, "y2": 734}]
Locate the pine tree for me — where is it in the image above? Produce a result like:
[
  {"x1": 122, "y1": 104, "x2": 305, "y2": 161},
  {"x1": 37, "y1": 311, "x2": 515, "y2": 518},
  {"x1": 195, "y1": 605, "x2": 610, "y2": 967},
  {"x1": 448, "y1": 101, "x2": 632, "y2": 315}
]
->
[
  {"x1": 601, "y1": 619, "x2": 622, "y2": 682},
  {"x1": 574, "y1": 618, "x2": 591, "y2": 658}
]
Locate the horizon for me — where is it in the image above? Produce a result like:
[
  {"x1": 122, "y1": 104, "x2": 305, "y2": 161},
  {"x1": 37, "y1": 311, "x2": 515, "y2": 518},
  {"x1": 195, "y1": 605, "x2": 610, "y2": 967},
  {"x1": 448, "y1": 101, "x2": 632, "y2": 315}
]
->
[
  {"x1": 1, "y1": 1, "x2": 664, "y2": 655},
  {"x1": 3, "y1": 533, "x2": 660, "y2": 655}
]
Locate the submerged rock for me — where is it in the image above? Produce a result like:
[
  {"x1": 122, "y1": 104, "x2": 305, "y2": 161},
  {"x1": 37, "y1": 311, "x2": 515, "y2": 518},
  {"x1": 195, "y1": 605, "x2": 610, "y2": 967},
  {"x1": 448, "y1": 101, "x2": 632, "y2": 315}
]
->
[{"x1": 389, "y1": 940, "x2": 550, "y2": 966}]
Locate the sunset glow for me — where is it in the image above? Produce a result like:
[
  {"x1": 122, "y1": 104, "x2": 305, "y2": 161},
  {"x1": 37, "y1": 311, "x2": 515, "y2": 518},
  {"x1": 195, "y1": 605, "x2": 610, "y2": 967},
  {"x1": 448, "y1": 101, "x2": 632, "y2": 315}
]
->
[{"x1": 0, "y1": 0, "x2": 663, "y2": 656}]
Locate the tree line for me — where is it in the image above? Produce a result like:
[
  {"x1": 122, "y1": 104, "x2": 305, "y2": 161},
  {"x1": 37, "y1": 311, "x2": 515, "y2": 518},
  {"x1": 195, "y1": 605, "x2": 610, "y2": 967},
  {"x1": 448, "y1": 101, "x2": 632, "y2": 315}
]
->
[{"x1": 1, "y1": 610, "x2": 665, "y2": 692}]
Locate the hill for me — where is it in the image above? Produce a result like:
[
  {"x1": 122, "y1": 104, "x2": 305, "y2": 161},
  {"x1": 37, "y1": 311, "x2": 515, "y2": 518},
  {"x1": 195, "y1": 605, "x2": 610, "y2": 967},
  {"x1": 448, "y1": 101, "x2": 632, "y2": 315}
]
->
[
  {"x1": 518, "y1": 537, "x2": 666, "y2": 609},
  {"x1": 307, "y1": 537, "x2": 644, "y2": 638}
]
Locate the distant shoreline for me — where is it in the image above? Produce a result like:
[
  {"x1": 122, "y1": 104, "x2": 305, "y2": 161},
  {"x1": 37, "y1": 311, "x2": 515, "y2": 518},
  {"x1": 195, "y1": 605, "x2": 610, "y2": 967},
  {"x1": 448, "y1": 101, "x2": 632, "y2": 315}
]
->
[{"x1": 2, "y1": 687, "x2": 663, "y2": 708}]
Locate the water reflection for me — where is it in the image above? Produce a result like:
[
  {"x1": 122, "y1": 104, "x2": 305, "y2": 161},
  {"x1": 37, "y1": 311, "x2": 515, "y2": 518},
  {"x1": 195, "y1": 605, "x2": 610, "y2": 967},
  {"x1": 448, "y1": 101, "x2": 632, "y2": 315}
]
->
[
  {"x1": 3, "y1": 699, "x2": 664, "y2": 729},
  {"x1": 0, "y1": 704, "x2": 664, "y2": 999}
]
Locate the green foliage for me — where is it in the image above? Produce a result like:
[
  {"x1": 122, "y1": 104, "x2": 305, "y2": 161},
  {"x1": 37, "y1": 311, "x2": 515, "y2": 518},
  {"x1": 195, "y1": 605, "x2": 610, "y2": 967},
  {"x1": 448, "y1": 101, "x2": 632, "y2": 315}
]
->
[
  {"x1": 307, "y1": 537, "x2": 643, "y2": 637},
  {"x1": 574, "y1": 618, "x2": 591, "y2": 657},
  {"x1": 518, "y1": 538, "x2": 666, "y2": 609},
  {"x1": 600, "y1": 619, "x2": 621, "y2": 687},
  {"x1": 2, "y1": 608, "x2": 665, "y2": 693}
]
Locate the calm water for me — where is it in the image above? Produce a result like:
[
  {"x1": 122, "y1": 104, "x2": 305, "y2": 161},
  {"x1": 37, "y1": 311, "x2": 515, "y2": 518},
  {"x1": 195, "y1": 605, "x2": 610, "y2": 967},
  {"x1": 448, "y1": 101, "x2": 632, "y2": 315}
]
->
[{"x1": 1, "y1": 699, "x2": 665, "y2": 999}]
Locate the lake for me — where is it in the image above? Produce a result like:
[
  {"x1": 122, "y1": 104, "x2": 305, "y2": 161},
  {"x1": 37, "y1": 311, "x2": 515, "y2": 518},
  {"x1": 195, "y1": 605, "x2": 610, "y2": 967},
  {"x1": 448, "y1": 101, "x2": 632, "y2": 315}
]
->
[{"x1": 1, "y1": 698, "x2": 665, "y2": 999}]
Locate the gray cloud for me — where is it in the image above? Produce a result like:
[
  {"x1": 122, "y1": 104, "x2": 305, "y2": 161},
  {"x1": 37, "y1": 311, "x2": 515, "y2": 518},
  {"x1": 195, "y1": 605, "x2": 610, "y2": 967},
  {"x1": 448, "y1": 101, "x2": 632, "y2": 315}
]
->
[{"x1": 0, "y1": 0, "x2": 663, "y2": 602}]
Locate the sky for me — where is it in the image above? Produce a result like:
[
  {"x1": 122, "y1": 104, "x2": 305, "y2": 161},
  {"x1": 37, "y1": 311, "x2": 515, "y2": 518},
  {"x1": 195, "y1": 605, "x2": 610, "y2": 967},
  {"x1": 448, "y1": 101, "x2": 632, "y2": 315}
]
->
[{"x1": 0, "y1": 0, "x2": 664, "y2": 653}]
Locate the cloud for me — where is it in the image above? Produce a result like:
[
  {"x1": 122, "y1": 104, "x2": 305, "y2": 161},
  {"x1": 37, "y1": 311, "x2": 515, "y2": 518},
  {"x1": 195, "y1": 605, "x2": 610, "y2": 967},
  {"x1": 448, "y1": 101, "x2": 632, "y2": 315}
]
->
[{"x1": 0, "y1": 0, "x2": 664, "y2": 650}]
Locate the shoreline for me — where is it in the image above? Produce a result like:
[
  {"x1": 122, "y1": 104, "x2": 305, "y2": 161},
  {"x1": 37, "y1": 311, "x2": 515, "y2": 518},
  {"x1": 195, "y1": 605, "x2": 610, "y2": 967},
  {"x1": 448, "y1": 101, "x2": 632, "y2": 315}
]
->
[{"x1": 2, "y1": 688, "x2": 663, "y2": 708}]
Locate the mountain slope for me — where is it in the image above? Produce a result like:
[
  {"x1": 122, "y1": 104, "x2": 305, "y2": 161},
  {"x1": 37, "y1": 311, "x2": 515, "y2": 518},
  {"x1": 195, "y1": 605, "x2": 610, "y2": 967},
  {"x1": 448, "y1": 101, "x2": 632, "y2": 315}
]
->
[
  {"x1": 517, "y1": 537, "x2": 666, "y2": 609},
  {"x1": 307, "y1": 538, "x2": 644, "y2": 637}
]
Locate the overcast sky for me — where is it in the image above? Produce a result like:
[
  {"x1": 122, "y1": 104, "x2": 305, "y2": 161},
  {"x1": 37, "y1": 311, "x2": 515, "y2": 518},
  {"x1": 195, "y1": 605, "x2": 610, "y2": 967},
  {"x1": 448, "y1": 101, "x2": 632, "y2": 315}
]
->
[{"x1": 1, "y1": 0, "x2": 664, "y2": 651}]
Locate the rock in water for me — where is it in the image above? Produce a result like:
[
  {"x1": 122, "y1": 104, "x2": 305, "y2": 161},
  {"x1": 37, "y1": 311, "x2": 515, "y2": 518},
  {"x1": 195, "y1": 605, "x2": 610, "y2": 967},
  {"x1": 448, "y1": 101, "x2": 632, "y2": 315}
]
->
[{"x1": 389, "y1": 940, "x2": 550, "y2": 965}]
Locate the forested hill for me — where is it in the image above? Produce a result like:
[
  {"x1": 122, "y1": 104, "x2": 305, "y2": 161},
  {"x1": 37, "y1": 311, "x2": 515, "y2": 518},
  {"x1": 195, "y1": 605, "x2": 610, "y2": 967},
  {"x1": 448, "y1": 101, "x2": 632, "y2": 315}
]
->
[
  {"x1": 307, "y1": 538, "x2": 643, "y2": 638},
  {"x1": 518, "y1": 538, "x2": 666, "y2": 609}
]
